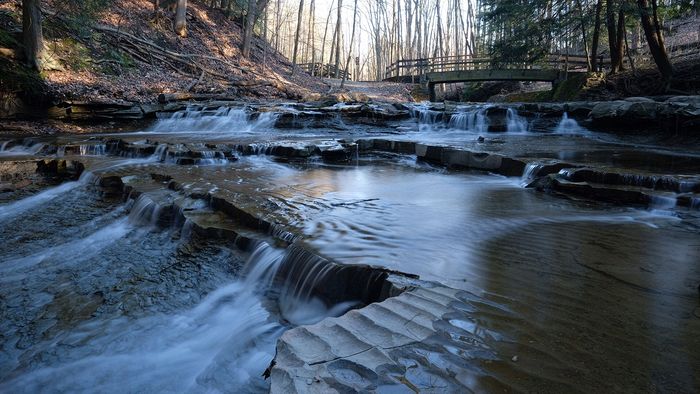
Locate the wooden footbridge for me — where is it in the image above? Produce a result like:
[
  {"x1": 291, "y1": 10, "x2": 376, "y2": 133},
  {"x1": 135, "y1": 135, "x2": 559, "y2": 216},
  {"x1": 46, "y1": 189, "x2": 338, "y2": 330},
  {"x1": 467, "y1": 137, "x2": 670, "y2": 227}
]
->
[{"x1": 384, "y1": 55, "x2": 603, "y2": 101}]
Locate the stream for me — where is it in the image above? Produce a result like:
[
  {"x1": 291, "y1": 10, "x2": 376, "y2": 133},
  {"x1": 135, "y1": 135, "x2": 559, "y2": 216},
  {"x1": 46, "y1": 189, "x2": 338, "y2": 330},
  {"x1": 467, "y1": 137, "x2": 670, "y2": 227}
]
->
[{"x1": 1, "y1": 103, "x2": 699, "y2": 392}]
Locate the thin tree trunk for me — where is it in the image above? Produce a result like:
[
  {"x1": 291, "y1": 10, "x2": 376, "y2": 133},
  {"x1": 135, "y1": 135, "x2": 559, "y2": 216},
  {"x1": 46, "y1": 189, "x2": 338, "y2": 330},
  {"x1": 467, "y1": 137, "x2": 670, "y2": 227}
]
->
[
  {"x1": 242, "y1": 0, "x2": 257, "y2": 57},
  {"x1": 274, "y1": 0, "x2": 282, "y2": 51},
  {"x1": 291, "y1": 0, "x2": 305, "y2": 73},
  {"x1": 308, "y1": 0, "x2": 316, "y2": 73},
  {"x1": 615, "y1": 7, "x2": 625, "y2": 71},
  {"x1": 320, "y1": 0, "x2": 334, "y2": 71},
  {"x1": 174, "y1": 0, "x2": 187, "y2": 37},
  {"x1": 340, "y1": 0, "x2": 358, "y2": 88},
  {"x1": 591, "y1": 0, "x2": 603, "y2": 71},
  {"x1": 333, "y1": 0, "x2": 343, "y2": 78},
  {"x1": 22, "y1": 0, "x2": 44, "y2": 70},
  {"x1": 574, "y1": 0, "x2": 592, "y2": 71}
]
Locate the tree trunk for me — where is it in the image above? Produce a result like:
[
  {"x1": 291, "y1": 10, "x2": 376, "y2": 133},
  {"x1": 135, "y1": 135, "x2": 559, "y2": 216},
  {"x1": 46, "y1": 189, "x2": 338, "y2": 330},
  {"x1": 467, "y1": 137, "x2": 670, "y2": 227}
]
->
[
  {"x1": 242, "y1": 0, "x2": 257, "y2": 57},
  {"x1": 333, "y1": 0, "x2": 343, "y2": 78},
  {"x1": 615, "y1": 8, "x2": 625, "y2": 71},
  {"x1": 637, "y1": 0, "x2": 673, "y2": 80},
  {"x1": 308, "y1": 0, "x2": 316, "y2": 71},
  {"x1": 174, "y1": 0, "x2": 187, "y2": 37},
  {"x1": 291, "y1": 0, "x2": 305, "y2": 73},
  {"x1": 591, "y1": 0, "x2": 603, "y2": 71},
  {"x1": 340, "y1": 0, "x2": 358, "y2": 88},
  {"x1": 22, "y1": 0, "x2": 44, "y2": 70},
  {"x1": 574, "y1": 0, "x2": 592, "y2": 71},
  {"x1": 320, "y1": 0, "x2": 335, "y2": 69},
  {"x1": 606, "y1": 0, "x2": 622, "y2": 73}
]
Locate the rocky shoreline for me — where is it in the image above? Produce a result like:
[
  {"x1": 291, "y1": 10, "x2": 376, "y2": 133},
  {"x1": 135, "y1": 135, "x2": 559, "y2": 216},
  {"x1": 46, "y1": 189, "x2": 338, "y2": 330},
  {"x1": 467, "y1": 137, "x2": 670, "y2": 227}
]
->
[{"x1": 3, "y1": 95, "x2": 699, "y2": 136}]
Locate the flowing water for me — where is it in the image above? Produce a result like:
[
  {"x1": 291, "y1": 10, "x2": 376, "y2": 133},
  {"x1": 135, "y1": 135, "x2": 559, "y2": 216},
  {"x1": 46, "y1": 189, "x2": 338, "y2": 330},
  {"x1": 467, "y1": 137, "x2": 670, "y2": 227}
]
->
[{"x1": 1, "y1": 103, "x2": 699, "y2": 392}]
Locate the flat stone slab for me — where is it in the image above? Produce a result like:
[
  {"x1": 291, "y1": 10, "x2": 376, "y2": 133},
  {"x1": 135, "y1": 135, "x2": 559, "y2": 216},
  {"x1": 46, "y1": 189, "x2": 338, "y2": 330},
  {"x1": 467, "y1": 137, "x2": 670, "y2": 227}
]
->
[{"x1": 270, "y1": 283, "x2": 501, "y2": 393}]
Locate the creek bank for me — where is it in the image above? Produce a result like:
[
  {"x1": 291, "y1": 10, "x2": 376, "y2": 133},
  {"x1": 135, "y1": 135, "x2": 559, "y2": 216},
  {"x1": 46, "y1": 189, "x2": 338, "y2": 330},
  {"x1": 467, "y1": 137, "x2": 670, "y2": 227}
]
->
[{"x1": 4, "y1": 95, "x2": 698, "y2": 138}]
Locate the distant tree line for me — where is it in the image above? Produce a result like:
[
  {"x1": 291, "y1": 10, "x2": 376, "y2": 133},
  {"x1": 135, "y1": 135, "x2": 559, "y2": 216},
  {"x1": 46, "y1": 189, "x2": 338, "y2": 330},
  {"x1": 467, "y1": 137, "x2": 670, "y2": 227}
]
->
[{"x1": 477, "y1": 0, "x2": 699, "y2": 81}]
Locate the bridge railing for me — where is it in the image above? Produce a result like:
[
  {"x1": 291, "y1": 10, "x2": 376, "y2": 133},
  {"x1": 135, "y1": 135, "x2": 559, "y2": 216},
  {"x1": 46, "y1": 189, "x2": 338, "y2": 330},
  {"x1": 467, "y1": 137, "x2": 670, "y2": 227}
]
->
[
  {"x1": 297, "y1": 63, "x2": 350, "y2": 79},
  {"x1": 384, "y1": 54, "x2": 600, "y2": 81}
]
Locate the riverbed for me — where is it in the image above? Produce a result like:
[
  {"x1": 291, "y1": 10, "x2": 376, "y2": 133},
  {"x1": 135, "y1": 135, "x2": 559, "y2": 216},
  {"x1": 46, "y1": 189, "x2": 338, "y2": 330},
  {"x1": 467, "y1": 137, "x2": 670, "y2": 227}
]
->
[{"x1": 1, "y1": 103, "x2": 699, "y2": 392}]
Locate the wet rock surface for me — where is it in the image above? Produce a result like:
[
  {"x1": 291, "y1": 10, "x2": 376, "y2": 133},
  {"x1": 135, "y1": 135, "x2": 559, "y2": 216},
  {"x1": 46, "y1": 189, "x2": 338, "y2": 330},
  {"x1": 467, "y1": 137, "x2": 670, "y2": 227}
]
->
[{"x1": 1, "y1": 103, "x2": 700, "y2": 393}]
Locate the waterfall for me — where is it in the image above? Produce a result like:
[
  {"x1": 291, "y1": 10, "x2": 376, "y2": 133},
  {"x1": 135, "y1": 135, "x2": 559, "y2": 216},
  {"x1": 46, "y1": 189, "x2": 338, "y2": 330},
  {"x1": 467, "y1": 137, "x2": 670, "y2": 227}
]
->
[
  {"x1": 410, "y1": 102, "x2": 443, "y2": 132},
  {"x1": 448, "y1": 106, "x2": 489, "y2": 133},
  {"x1": 554, "y1": 112, "x2": 584, "y2": 134},
  {"x1": 521, "y1": 162, "x2": 543, "y2": 187},
  {"x1": 150, "y1": 107, "x2": 279, "y2": 135},
  {"x1": 506, "y1": 108, "x2": 529, "y2": 133},
  {"x1": 649, "y1": 195, "x2": 677, "y2": 210},
  {"x1": 79, "y1": 144, "x2": 107, "y2": 156},
  {"x1": 0, "y1": 139, "x2": 45, "y2": 156}
]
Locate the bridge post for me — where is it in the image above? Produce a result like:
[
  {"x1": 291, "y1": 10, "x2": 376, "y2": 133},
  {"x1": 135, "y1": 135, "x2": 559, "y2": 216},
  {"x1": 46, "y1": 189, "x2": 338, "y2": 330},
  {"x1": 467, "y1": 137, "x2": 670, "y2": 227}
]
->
[{"x1": 428, "y1": 82, "x2": 436, "y2": 102}]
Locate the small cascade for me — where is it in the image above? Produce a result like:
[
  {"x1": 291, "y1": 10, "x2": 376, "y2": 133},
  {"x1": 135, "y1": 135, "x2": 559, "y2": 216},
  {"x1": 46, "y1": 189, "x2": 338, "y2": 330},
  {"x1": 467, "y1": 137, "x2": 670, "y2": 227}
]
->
[
  {"x1": 79, "y1": 144, "x2": 107, "y2": 156},
  {"x1": 196, "y1": 151, "x2": 229, "y2": 165},
  {"x1": 0, "y1": 139, "x2": 45, "y2": 156},
  {"x1": 648, "y1": 195, "x2": 677, "y2": 210},
  {"x1": 554, "y1": 112, "x2": 585, "y2": 134},
  {"x1": 273, "y1": 244, "x2": 388, "y2": 325},
  {"x1": 410, "y1": 102, "x2": 443, "y2": 132},
  {"x1": 691, "y1": 197, "x2": 700, "y2": 210},
  {"x1": 152, "y1": 144, "x2": 168, "y2": 161},
  {"x1": 506, "y1": 108, "x2": 529, "y2": 133},
  {"x1": 150, "y1": 107, "x2": 278, "y2": 135},
  {"x1": 448, "y1": 106, "x2": 489, "y2": 133},
  {"x1": 128, "y1": 194, "x2": 165, "y2": 227},
  {"x1": 521, "y1": 162, "x2": 543, "y2": 187},
  {"x1": 253, "y1": 112, "x2": 280, "y2": 130}
]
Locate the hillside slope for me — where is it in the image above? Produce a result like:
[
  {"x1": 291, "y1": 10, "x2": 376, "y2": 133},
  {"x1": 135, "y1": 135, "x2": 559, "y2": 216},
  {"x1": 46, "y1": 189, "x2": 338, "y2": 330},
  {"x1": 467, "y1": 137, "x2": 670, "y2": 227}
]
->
[{"x1": 0, "y1": 0, "x2": 326, "y2": 107}]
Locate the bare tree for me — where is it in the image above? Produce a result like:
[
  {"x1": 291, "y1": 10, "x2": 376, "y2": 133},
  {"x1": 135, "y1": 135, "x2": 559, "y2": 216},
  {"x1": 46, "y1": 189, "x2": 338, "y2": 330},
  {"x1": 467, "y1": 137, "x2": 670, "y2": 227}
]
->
[
  {"x1": 340, "y1": 0, "x2": 358, "y2": 87},
  {"x1": 243, "y1": 0, "x2": 270, "y2": 57},
  {"x1": 291, "y1": 0, "x2": 305, "y2": 73},
  {"x1": 333, "y1": 0, "x2": 343, "y2": 78},
  {"x1": 637, "y1": 0, "x2": 673, "y2": 80}
]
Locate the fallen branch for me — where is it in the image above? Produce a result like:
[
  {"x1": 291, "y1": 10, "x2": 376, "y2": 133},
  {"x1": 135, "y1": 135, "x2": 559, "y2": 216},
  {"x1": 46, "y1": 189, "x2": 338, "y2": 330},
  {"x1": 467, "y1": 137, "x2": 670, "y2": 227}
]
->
[{"x1": 187, "y1": 70, "x2": 206, "y2": 92}]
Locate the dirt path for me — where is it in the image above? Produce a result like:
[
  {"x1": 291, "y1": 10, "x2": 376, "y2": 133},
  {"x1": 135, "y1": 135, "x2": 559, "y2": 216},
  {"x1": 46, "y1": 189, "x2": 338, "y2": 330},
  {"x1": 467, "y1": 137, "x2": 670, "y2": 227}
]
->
[{"x1": 325, "y1": 79, "x2": 415, "y2": 102}]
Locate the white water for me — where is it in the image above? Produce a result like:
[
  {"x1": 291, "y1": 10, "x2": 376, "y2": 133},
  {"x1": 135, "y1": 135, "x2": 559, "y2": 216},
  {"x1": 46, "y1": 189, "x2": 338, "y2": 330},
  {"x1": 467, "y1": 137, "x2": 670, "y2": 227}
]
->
[
  {"x1": 521, "y1": 162, "x2": 543, "y2": 186},
  {"x1": 506, "y1": 108, "x2": 529, "y2": 133},
  {"x1": 0, "y1": 140, "x2": 45, "y2": 156},
  {"x1": 448, "y1": 106, "x2": 490, "y2": 133},
  {"x1": 148, "y1": 107, "x2": 279, "y2": 137},
  {"x1": 79, "y1": 144, "x2": 107, "y2": 156},
  {"x1": 0, "y1": 241, "x2": 353, "y2": 392},
  {"x1": 0, "y1": 217, "x2": 133, "y2": 282},
  {"x1": 0, "y1": 180, "x2": 84, "y2": 222},
  {"x1": 554, "y1": 112, "x2": 585, "y2": 134}
]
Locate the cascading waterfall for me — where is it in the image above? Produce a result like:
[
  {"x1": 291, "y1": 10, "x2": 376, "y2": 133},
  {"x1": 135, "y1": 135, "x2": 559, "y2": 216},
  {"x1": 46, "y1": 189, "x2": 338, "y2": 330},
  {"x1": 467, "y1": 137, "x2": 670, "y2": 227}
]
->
[
  {"x1": 448, "y1": 106, "x2": 489, "y2": 133},
  {"x1": 554, "y1": 112, "x2": 585, "y2": 134},
  {"x1": 521, "y1": 162, "x2": 543, "y2": 187},
  {"x1": 79, "y1": 144, "x2": 107, "y2": 156},
  {"x1": 410, "y1": 102, "x2": 443, "y2": 132},
  {"x1": 149, "y1": 107, "x2": 279, "y2": 135},
  {"x1": 0, "y1": 238, "x2": 366, "y2": 392},
  {"x1": 197, "y1": 150, "x2": 229, "y2": 165},
  {"x1": 0, "y1": 139, "x2": 45, "y2": 156},
  {"x1": 506, "y1": 108, "x2": 529, "y2": 133}
]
